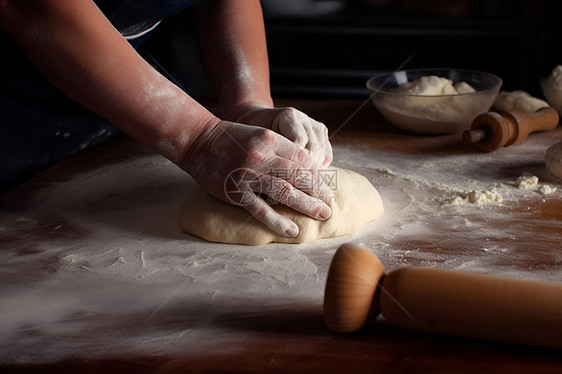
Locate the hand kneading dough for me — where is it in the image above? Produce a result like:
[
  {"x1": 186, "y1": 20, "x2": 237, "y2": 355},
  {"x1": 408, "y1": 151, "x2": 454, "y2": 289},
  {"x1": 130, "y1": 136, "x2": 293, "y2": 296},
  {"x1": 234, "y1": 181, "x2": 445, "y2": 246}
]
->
[{"x1": 179, "y1": 167, "x2": 384, "y2": 246}]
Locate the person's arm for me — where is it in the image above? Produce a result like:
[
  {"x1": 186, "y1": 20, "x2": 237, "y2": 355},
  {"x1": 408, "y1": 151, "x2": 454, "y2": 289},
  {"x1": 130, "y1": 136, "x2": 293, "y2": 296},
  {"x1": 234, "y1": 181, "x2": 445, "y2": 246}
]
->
[
  {"x1": 0, "y1": 0, "x2": 331, "y2": 237},
  {"x1": 193, "y1": 0, "x2": 333, "y2": 167},
  {"x1": 0, "y1": 0, "x2": 215, "y2": 165},
  {"x1": 192, "y1": 0, "x2": 272, "y2": 119}
]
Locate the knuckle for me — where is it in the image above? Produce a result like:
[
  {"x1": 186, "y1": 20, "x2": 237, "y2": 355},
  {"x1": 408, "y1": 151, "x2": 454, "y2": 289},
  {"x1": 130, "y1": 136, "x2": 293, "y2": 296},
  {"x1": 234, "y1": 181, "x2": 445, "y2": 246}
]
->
[
  {"x1": 279, "y1": 107, "x2": 301, "y2": 124},
  {"x1": 293, "y1": 134, "x2": 307, "y2": 146},
  {"x1": 246, "y1": 148, "x2": 266, "y2": 163},
  {"x1": 293, "y1": 147, "x2": 309, "y2": 165}
]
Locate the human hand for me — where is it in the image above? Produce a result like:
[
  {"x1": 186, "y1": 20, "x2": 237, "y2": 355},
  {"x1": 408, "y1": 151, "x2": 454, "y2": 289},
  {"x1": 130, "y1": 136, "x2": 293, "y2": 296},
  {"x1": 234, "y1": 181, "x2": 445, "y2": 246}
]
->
[
  {"x1": 181, "y1": 119, "x2": 333, "y2": 238},
  {"x1": 232, "y1": 104, "x2": 333, "y2": 168}
]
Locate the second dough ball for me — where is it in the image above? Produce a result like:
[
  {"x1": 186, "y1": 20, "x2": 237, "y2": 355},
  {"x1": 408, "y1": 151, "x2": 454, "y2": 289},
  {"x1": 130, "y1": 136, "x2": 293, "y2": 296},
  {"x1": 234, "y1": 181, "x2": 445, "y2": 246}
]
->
[{"x1": 545, "y1": 141, "x2": 562, "y2": 179}]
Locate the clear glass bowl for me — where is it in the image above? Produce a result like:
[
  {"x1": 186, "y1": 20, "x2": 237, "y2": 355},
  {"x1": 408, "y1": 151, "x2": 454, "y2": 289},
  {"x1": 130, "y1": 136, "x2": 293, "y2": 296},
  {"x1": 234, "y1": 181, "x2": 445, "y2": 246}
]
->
[{"x1": 366, "y1": 69, "x2": 502, "y2": 135}]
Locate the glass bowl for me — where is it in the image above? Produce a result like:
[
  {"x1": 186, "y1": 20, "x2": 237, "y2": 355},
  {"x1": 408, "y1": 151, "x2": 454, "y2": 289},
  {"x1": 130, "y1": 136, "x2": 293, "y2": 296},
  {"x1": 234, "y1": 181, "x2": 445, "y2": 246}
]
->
[{"x1": 366, "y1": 69, "x2": 502, "y2": 135}]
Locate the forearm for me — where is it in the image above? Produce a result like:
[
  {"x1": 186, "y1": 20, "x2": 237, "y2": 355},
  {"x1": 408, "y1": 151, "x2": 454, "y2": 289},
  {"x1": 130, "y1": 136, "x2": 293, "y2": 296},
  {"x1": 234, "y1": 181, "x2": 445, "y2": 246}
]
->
[
  {"x1": 0, "y1": 0, "x2": 216, "y2": 164},
  {"x1": 193, "y1": 0, "x2": 274, "y2": 120}
]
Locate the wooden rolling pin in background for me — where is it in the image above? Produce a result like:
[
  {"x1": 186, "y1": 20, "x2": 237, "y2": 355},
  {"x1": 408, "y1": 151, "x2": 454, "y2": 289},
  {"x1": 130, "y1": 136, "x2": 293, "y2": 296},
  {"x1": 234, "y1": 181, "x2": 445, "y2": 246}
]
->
[
  {"x1": 324, "y1": 243, "x2": 562, "y2": 350},
  {"x1": 462, "y1": 106, "x2": 559, "y2": 152}
]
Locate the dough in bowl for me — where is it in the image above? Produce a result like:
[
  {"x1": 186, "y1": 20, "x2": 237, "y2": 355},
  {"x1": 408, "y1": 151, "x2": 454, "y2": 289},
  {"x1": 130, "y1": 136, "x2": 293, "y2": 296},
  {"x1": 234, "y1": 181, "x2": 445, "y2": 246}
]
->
[{"x1": 179, "y1": 167, "x2": 384, "y2": 246}]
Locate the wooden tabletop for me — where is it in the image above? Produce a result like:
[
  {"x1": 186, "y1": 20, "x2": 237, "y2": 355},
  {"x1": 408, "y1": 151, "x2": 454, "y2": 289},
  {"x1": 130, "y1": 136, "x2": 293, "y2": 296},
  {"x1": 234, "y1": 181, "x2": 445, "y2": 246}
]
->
[{"x1": 2, "y1": 99, "x2": 562, "y2": 373}]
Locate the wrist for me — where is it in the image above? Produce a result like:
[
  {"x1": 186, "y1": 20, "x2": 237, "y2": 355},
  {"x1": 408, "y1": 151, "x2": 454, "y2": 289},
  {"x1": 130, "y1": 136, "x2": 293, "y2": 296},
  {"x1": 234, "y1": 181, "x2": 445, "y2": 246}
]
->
[
  {"x1": 178, "y1": 116, "x2": 223, "y2": 172},
  {"x1": 222, "y1": 98, "x2": 274, "y2": 123}
]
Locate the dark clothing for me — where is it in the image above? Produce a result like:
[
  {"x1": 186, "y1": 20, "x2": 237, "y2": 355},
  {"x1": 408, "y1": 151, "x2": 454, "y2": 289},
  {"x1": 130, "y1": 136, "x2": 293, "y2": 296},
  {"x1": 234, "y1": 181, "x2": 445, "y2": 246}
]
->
[{"x1": 0, "y1": 0, "x2": 199, "y2": 194}]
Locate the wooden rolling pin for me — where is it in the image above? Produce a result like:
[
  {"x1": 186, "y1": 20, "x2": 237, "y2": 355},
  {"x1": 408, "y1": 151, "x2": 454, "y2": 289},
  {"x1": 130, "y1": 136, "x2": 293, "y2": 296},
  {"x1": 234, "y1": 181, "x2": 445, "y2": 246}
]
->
[
  {"x1": 324, "y1": 243, "x2": 562, "y2": 349},
  {"x1": 462, "y1": 106, "x2": 559, "y2": 152}
]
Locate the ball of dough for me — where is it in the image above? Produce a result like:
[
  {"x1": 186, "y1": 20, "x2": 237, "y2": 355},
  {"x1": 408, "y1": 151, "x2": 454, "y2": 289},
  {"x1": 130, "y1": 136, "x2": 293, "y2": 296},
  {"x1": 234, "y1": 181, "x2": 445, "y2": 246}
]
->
[
  {"x1": 179, "y1": 167, "x2": 384, "y2": 246},
  {"x1": 541, "y1": 65, "x2": 562, "y2": 115},
  {"x1": 493, "y1": 90, "x2": 549, "y2": 114},
  {"x1": 545, "y1": 141, "x2": 562, "y2": 180}
]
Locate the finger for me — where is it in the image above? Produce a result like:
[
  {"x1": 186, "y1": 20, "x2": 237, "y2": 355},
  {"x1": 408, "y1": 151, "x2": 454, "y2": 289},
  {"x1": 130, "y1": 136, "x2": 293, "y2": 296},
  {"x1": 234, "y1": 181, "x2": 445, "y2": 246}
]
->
[
  {"x1": 243, "y1": 196, "x2": 300, "y2": 237},
  {"x1": 264, "y1": 154, "x2": 333, "y2": 200},
  {"x1": 322, "y1": 142, "x2": 334, "y2": 167},
  {"x1": 302, "y1": 120, "x2": 323, "y2": 165},
  {"x1": 312, "y1": 123, "x2": 333, "y2": 167},
  {"x1": 261, "y1": 175, "x2": 332, "y2": 221},
  {"x1": 268, "y1": 146, "x2": 332, "y2": 198}
]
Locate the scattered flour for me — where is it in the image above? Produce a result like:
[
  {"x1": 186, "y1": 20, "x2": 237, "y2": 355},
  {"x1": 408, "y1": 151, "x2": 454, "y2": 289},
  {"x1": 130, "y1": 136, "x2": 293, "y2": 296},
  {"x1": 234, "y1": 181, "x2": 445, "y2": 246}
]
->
[
  {"x1": 516, "y1": 173, "x2": 539, "y2": 190},
  {"x1": 513, "y1": 173, "x2": 557, "y2": 195},
  {"x1": 540, "y1": 185, "x2": 557, "y2": 195},
  {"x1": 1, "y1": 131, "x2": 562, "y2": 364},
  {"x1": 451, "y1": 189, "x2": 503, "y2": 205}
]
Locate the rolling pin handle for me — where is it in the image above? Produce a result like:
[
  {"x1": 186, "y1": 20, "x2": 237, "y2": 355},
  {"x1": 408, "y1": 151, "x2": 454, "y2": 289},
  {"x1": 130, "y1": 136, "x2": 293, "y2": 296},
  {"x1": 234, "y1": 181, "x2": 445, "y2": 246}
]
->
[
  {"x1": 462, "y1": 128, "x2": 487, "y2": 144},
  {"x1": 324, "y1": 243, "x2": 562, "y2": 350},
  {"x1": 465, "y1": 107, "x2": 559, "y2": 152}
]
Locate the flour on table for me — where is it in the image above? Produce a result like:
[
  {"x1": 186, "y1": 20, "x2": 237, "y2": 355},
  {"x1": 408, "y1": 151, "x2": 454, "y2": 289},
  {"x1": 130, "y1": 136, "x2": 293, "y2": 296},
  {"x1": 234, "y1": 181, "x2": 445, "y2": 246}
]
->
[
  {"x1": 516, "y1": 173, "x2": 539, "y2": 189},
  {"x1": 2, "y1": 133, "x2": 562, "y2": 365},
  {"x1": 540, "y1": 185, "x2": 557, "y2": 195},
  {"x1": 451, "y1": 189, "x2": 503, "y2": 205},
  {"x1": 514, "y1": 172, "x2": 557, "y2": 195}
]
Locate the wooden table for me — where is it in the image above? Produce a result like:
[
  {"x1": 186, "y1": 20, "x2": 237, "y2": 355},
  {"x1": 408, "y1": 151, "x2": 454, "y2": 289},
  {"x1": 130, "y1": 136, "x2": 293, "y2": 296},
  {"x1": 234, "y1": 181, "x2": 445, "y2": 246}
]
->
[{"x1": 2, "y1": 99, "x2": 562, "y2": 373}]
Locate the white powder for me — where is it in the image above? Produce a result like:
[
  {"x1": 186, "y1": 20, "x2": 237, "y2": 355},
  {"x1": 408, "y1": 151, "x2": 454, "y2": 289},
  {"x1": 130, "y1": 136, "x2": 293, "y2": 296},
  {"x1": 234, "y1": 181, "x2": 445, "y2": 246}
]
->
[
  {"x1": 1, "y1": 129, "x2": 562, "y2": 364},
  {"x1": 540, "y1": 185, "x2": 557, "y2": 195},
  {"x1": 516, "y1": 173, "x2": 539, "y2": 189},
  {"x1": 450, "y1": 189, "x2": 503, "y2": 205},
  {"x1": 513, "y1": 173, "x2": 558, "y2": 195}
]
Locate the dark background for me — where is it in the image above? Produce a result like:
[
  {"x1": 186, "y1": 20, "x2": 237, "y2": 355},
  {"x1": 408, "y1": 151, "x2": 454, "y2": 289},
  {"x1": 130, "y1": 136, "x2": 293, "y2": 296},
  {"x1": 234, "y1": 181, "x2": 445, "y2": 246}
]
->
[{"x1": 145, "y1": 0, "x2": 562, "y2": 101}]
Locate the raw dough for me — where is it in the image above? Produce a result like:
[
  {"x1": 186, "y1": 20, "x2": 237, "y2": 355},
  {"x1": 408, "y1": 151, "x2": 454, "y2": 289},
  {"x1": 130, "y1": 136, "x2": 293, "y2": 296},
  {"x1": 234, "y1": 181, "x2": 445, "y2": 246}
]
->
[
  {"x1": 377, "y1": 75, "x2": 482, "y2": 132},
  {"x1": 179, "y1": 167, "x2": 384, "y2": 246},
  {"x1": 545, "y1": 141, "x2": 562, "y2": 180},
  {"x1": 541, "y1": 65, "x2": 562, "y2": 114},
  {"x1": 393, "y1": 76, "x2": 476, "y2": 96},
  {"x1": 493, "y1": 90, "x2": 549, "y2": 114}
]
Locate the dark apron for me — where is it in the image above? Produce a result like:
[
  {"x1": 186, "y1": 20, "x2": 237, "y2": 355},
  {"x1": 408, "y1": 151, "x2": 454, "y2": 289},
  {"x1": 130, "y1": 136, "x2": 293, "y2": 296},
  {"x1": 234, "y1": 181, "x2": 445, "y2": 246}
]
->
[{"x1": 0, "y1": 0, "x2": 200, "y2": 194}]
